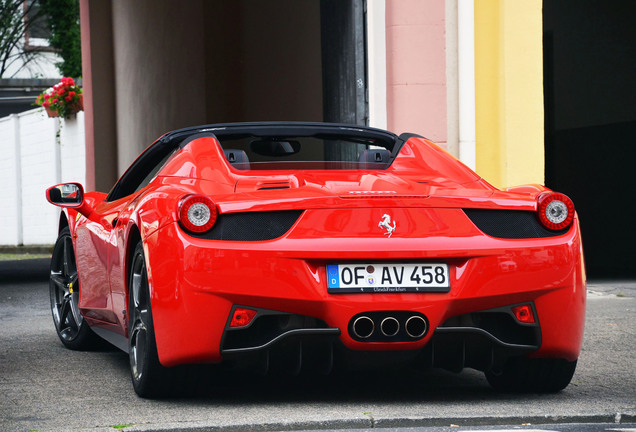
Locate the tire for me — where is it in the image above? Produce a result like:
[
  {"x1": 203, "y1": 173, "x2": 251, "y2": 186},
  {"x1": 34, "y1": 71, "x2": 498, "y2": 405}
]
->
[
  {"x1": 128, "y1": 241, "x2": 173, "y2": 398},
  {"x1": 485, "y1": 356, "x2": 577, "y2": 393},
  {"x1": 49, "y1": 227, "x2": 98, "y2": 350}
]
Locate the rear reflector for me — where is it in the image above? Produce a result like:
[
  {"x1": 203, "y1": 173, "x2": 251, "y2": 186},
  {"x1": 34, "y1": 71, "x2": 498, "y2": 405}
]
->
[
  {"x1": 511, "y1": 304, "x2": 536, "y2": 324},
  {"x1": 230, "y1": 308, "x2": 258, "y2": 328}
]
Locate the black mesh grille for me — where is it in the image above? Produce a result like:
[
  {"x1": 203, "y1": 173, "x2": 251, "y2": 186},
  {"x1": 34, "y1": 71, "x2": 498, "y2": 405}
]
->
[
  {"x1": 187, "y1": 210, "x2": 303, "y2": 241},
  {"x1": 463, "y1": 209, "x2": 568, "y2": 239}
]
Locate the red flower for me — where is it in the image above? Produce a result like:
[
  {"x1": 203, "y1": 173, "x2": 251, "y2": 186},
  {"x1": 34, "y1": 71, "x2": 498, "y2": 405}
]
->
[{"x1": 35, "y1": 78, "x2": 83, "y2": 116}]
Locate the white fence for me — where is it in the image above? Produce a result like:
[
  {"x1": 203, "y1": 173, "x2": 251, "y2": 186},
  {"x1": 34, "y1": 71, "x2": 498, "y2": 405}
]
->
[{"x1": 0, "y1": 108, "x2": 85, "y2": 246}]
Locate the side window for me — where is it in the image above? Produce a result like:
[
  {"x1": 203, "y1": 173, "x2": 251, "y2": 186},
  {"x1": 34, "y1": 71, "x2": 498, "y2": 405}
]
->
[
  {"x1": 106, "y1": 144, "x2": 178, "y2": 201},
  {"x1": 134, "y1": 149, "x2": 178, "y2": 193}
]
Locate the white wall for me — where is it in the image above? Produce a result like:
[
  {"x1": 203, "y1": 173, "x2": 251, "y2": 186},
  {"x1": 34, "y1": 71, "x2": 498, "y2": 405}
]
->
[
  {"x1": 3, "y1": 47, "x2": 61, "y2": 79},
  {"x1": 0, "y1": 108, "x2": 85, "y2": 246}
]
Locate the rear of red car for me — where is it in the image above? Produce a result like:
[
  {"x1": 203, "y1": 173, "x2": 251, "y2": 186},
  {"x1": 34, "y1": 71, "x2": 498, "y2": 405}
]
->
[{"x1": 137, "y1": 125, "x2": 584, "y2": 393}]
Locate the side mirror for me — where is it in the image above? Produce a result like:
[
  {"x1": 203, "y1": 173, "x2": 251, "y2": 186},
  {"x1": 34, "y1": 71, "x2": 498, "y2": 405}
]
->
[{"x1": 46, "y1": 183, "x2": 84, "y2": 208}]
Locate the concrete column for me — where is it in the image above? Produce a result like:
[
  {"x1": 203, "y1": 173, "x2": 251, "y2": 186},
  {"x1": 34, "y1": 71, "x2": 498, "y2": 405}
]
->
[
  {"x1": 112, "y1": 0, "x2": 206, "y2": 173},
  {"x1": 457, "y1": 0, "x2": 475, "y2": 170},
  {"x1": 445, "y1": 0, "x2": 459, "y2": 158},
  {"x1": 475, "y1": 0, "x2": 544, "y2": 187},
  {"x1": 385, "y1": 0, "x2": 447, "y2": 143},
  {"x1": 367, "y1": 0, "x2": 387, "y2": 130},
  {"x1": 80, "y1": 0, "x2": 118, "y2": 192}
]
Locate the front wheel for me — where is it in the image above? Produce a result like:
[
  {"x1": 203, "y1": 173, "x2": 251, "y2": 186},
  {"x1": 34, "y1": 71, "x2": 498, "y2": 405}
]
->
[
  {"x1": 128, "y1": 241, "x2": 173, "y2": 398},
  {"x1": 485, "y1": 357, "x2": 577, "y2": 393},
  {"x1": 49, "y1": 227, "x2": 98, "y2": 350}
]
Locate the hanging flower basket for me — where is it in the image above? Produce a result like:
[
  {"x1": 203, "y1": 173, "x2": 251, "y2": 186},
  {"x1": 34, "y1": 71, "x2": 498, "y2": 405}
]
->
[
  {"x1": 35, "y1": 77, "x2": 84, "y2": 119},
  {"x1": 43, "y1": 93, "x2": 83, "y2": 118}
]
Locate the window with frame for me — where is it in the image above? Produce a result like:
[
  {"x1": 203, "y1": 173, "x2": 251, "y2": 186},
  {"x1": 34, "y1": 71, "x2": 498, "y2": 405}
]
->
[{"x1": 24, "y1": 0, "x2": 53, "y2": 51}]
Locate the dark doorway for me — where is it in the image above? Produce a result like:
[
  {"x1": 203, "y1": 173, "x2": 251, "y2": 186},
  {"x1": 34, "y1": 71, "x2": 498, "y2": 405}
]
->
[{"x1": 543, "y1": 0, "x2": 636, "y2": 278}]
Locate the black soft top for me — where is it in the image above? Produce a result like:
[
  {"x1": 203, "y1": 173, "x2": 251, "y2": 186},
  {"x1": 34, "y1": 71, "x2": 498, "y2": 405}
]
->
[{"x1": 160, "y1": 122, "x2": 400, "y2": 150}]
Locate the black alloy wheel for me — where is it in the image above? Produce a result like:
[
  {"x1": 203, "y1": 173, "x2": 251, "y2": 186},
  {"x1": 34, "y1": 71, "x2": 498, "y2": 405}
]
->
[
  {"x1": 49, "y1": 227, "x2": 97, "y2": 349},
  {"x1": 128, "y1": 241, "x2": 172, "y2": 397}
]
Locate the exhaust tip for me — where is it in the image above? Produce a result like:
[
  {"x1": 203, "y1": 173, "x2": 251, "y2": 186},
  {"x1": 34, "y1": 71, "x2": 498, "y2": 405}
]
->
[
  {"x1": 352, "y1": 316, "x2": 374, "y2": 339},
  {"x1": 380, "y1": 316, "x2": 400, "y2": 337},
  {"x1": 405, "y1": 315, "x2": 427, "y2": 338}
]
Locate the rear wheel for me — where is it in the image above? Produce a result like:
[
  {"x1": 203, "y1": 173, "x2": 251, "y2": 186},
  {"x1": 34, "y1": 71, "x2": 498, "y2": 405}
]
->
[
  {"x1": 49, "y1": 227, "x2": 98, "y2": 350},
  {"x1": 485, "y1": 357, "x2": 577, "y2": 393},
  {"x1": 128, "y1": 241, "x2": 173, "y2": 398}
]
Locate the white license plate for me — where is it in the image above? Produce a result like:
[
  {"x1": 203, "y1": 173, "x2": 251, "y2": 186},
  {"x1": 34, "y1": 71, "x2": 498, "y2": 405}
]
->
[{"x1": 327, "y1": 263, "x2": 450, "y2": 293}]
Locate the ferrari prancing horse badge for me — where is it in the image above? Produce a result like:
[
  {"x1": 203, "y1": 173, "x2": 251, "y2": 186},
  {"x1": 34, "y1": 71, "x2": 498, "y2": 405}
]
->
[{"x1": 378, "y1": 214, "x2": 396, "y2": 238}]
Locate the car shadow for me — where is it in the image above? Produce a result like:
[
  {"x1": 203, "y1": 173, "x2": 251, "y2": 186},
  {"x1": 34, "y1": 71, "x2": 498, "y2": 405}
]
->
[{"x1": 99, "y1": 348, "x2": 542, "y2": 403}]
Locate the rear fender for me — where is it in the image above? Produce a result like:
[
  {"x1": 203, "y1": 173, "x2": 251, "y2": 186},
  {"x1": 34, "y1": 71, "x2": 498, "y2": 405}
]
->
[{"x1": 504, "y1": 184, "x2": 552, "y2": 197}]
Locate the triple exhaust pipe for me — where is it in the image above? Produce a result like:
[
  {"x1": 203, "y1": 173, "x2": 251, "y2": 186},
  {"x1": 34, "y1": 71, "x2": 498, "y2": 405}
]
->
[{"x1": 351, "y1": 313, "x2": 428, "y2": 341}]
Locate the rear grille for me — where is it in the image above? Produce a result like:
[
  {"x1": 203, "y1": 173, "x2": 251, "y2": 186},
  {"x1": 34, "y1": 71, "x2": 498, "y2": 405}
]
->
[
  {"x1": 463, "y1": 209, "x2": 568, "y2": 239},
  {"x1": 186, "y1": 210, "x2": 303, "y2": 241}
]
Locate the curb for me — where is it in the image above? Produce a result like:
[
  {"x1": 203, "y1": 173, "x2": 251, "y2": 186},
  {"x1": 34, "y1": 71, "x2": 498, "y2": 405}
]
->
[
  {"x1": 69, "y1": 413, "x2": 636, "y2": 432},
  {"x1": 0, "y1": 244, "x2": 53, "y2": 255},
  {"x1": 372, "y1": 413, "x2": 636, "y2": 429}
]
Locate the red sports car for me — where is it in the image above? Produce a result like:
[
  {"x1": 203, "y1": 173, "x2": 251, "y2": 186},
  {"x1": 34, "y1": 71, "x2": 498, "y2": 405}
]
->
[{"x1": 46, "y1": 122, "x2": 585, "y2": 398}]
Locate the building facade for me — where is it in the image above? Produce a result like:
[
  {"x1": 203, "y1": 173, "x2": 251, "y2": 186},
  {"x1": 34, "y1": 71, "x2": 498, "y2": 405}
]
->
[{"x1": 72, "y1": 0, "x2": 635, "y2": 277}]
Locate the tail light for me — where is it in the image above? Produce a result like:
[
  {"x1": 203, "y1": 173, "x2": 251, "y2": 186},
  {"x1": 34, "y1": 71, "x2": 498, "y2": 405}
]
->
[
  {"x1": 178, "y1": 195, "x2": 217, "y2": 233},
  {"x1": 537, "y1": 192, "x2": 575, "y2": 231}
]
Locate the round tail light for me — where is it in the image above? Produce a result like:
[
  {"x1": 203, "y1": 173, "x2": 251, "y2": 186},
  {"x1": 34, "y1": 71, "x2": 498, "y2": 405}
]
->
[
  {"x1": 178, "y1": 195, "x2": 217, "y2": 233},
  {"x1": 537, "y1": 192, "x2": 575, "y2": 231}
]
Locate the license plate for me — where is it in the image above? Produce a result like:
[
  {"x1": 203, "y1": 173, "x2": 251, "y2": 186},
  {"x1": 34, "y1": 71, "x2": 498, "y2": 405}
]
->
[{"x1": 327, "y1": 263, "x2": 450, "y2": 293}]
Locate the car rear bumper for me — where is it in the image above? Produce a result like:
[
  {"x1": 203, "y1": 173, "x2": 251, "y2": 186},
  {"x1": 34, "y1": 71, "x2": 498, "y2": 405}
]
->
[{"x1": 143, "y1": 213, "x2": 585, "y2": 369}]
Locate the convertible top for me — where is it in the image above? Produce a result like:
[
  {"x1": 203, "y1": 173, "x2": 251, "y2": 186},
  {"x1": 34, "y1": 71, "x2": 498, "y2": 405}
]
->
[
  {"x1": 159, "y1": 122, "x2": 402, "y2": 150},
  {"x1": 107, "y1": 122, "x2": 419, "y2": 201}
]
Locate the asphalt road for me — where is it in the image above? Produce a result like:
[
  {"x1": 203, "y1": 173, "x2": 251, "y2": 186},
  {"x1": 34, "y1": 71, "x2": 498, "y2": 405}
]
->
[{"x1": 0, "y1": 260, "x2": 635, "y2": 432}]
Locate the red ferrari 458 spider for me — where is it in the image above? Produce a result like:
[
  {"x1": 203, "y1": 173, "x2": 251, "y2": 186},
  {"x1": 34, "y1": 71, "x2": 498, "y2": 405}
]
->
[{"x1": 46, "y1": 122, "x2": 585, "y2": 397}]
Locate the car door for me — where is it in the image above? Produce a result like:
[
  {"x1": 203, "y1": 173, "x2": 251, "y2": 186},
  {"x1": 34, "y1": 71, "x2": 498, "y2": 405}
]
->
[
  {"x1": 102, "y1": 142, "x2": 182, "y2": 336},
  {"x1": 74, "y1": 196, "x2": 127, "y2": 326}
]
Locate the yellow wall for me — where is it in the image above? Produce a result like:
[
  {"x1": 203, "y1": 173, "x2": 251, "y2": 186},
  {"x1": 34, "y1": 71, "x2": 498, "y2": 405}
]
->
[{"x1": 474, "y1": 0, "x2": 544, "y2": 188}]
